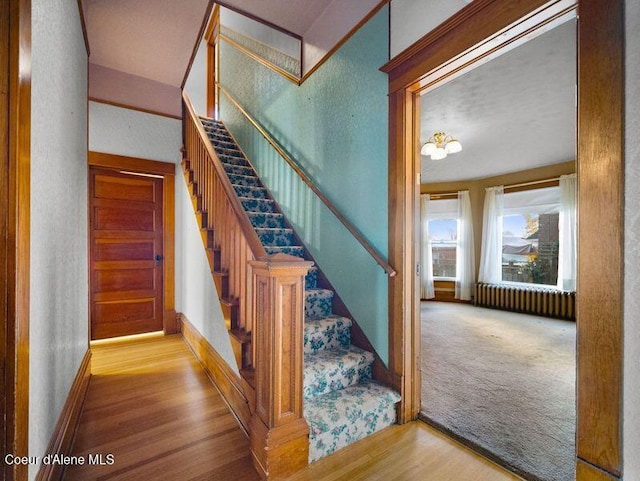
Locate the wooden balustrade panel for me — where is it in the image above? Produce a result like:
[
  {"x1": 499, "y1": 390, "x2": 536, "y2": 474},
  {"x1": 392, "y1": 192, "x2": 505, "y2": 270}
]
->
[{"x1": 183, "y1": 113, "x2": 259, "y2": 369}]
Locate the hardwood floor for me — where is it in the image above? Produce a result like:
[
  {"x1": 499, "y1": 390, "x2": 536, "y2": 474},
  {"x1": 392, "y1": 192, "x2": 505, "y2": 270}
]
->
[
  {"x1": 64, "y1": 332, "x2": 522, "y2": 481},
  {"x1": 63, "y1": 333, "x2": 260, "y2": 481}
]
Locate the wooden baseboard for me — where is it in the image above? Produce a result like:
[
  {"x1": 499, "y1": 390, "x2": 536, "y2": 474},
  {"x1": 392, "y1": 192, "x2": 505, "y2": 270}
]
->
[
  {"x1": 179, "y1": 313, "x2": 253, "y2": 433},
  {"x1": 35, "y1": 349, "x2": 91, "y2": 481},
  {"x1": 576, "y1": 459, "x2": 620, "y2": 481}
]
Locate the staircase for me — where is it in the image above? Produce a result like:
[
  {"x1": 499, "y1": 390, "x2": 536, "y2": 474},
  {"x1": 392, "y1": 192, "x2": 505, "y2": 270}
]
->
[{"x1": 187, "y1": 116, "x2": 400, "y2": 463}]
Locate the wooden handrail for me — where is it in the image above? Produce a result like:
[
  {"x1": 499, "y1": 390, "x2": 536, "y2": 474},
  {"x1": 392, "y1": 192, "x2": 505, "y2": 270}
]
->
[
  {"x1": 216, "y1": 82, "x2": 397, "y2": 277},
  {"x1": 182, "y1": 90, "x2": 266, "y2": 259}
]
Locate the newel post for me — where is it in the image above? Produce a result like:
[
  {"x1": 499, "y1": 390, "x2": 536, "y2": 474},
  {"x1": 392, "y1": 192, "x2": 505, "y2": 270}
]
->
[{"x1": 249, "y1": 253, "x2": 313, "y2": 479}]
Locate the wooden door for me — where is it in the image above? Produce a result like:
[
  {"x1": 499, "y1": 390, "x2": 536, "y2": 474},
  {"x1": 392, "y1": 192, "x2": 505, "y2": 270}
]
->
[{"x1": 90, "y1": 167, "x2": 164, "y2": 340}]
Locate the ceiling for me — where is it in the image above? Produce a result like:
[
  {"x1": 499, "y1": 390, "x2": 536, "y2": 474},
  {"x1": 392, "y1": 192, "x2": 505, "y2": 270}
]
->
[
  {"x1": 420, "y1": 17, "x2": 577, "y2": 183},
  {"x1": 87, "y1": 0, "x2": 210, "y2": 86},
  {"x1": 86, "y1": 0, "x2": 368, "y2": 88},
  {"x1": 218, "y1": 0, "x2": 336, "y2": 36}
]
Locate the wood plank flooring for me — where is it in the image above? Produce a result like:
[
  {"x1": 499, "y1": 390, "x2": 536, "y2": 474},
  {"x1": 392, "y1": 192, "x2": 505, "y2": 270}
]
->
[{"x1": 64, "y1": 332, "x2": 522, "y2": 481}]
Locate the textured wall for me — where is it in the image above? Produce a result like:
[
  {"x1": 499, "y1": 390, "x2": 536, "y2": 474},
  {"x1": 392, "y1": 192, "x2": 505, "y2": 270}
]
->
[
  {"x1": 624, "y1": 0, "x2": 640, "y2": 478},
  {"x1": 88, "y1": 101, "x2": 182, "y2": 163},
  {"x1": 176, "y1": 176, "x2": 238, "y2": 372},
  {"x1": 390, "y1": 0, "x2": 468, "y2": 57},
  {"x1": 183, "y1": 38, "x2": 208, "y2": 115},
  {"x1": 29, "y1": 0, "x2": 88, "y2": 478},
  {"x1": 220, "y1": 6, "x2": 391, "y2": 362}
]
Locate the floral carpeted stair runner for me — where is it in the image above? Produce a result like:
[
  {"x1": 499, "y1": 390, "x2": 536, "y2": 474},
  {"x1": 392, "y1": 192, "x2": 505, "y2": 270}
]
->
[{"x1": 199, "y1": 117, "x2": 401, "y2": 463}]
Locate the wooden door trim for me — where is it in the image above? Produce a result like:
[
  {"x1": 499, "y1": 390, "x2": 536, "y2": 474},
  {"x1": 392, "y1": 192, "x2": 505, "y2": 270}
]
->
[
  {"x1": 384, "y1": 0, "x2": 624, "y2": 479},
  {"x1": 3, "y1": 0, "x2": 31, "y2": 480},
  {"x1": 206, "y1": 5, "x2": 220, "y2": 118},
  {"x1": 88, "y1": 151, "x2": 177, "y2": 335}
]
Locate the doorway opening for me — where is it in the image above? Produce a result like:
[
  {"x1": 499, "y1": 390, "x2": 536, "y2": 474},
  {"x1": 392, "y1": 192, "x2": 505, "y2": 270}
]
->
[
  {"x1": 417, "y1": 13, "x2": 577, "y2": 480},
  {"x1": 382, "y1": 0, "x2": 624, "y2": 479}
]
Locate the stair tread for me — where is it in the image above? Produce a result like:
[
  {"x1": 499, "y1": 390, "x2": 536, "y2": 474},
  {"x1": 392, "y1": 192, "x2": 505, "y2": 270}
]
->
[
  {"x1": 304, "y1": 380, "x2": 401, "y2": 462},
  {"x1": 304, "y1": 345, "x2": 373, "y2": 400}
]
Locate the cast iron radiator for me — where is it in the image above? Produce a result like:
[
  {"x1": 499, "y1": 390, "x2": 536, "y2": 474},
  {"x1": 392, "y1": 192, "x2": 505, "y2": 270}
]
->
[{"x1": 474, "y1": 283, "x2": 576, "y2": 321}]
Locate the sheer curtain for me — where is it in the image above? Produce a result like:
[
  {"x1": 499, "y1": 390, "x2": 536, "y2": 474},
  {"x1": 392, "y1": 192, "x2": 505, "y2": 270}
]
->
[
  {"x1": 455, "y1": 190, "x2": 475, "y2": 300},
  {"x1": 478, "y1": 186, "x2": 504, "y2": 284},
  {"x1": 557, "y1": 174, "x2": 577, "y2": 291},
  {"x1": 420, "y1": 194, "x2": 435, "y2": 299}
]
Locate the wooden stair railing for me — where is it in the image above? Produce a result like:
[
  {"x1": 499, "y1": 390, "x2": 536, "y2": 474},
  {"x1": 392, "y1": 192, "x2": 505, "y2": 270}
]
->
[
  {"x1": 183, "y1": 91, "x2": 265, "y2": 374},
  {"x1": 182, "y1": 92, "x2": 313, "y2": 479}
]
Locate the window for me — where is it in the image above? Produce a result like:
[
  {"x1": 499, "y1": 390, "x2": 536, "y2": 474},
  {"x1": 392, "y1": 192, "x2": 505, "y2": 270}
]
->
[
  {"x1": 502, "y1": 186, "x2": 560, "y2": 286},
  {"x1": 429, "y1": 218, "x2": 457, "y2": 278},
  {"x1": 426, "y1": 197, "x2": 458, "y2": 279}
]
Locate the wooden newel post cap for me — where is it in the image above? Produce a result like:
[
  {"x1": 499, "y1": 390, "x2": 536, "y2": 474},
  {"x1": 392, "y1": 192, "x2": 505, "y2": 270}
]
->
[{"x1": 250, "y1": 253, "x2": 314, "y2": 274}]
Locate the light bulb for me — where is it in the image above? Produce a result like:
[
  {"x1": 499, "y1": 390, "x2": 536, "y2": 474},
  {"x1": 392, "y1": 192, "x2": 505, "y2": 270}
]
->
[
  {"x1": 445, "y1": 140, "x2": 462, "y2": 153},
  {"x1": 431, "y1": 147, "x2": 447, "y2": 160},
  {"x1": 421, "y1": 142, "x2": 436, "y2": 156}
]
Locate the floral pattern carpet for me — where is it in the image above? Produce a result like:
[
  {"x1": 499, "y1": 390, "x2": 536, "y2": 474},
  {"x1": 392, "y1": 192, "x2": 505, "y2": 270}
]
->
[{"x1": 200, "y1": 118, "x2": 401, "y2": 462}]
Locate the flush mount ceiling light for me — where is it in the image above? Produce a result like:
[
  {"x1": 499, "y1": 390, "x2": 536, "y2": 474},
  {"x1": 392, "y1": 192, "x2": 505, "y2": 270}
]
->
[{"x1": 421, "y1": 132, "x2": 462, "y2": 160}]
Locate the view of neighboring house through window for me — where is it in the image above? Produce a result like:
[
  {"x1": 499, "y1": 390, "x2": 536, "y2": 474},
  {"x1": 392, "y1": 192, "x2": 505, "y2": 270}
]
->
[
  {"x1": 429, "y1": 218, "x2": 457, "y2": 278},
  {"x1": 502, "y1": 186, "x2": 560, "y2": 286}
]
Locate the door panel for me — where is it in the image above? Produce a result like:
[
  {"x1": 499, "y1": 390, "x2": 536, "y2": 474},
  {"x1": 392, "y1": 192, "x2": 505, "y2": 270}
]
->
[{"x1": 90, "y1": 168, "x2": 164, "y2": 340}]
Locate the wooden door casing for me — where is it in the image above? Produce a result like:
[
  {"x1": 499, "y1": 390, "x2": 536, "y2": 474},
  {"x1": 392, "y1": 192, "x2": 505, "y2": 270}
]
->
[{"x1": 90, "y1": 168, "x2": 164, "y2": 340}]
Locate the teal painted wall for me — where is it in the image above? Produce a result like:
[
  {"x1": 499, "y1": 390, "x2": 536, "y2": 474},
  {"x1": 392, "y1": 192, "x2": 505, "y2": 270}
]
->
[{"x1": 219, "y1": 6, "x2": 391, "y2": 363}]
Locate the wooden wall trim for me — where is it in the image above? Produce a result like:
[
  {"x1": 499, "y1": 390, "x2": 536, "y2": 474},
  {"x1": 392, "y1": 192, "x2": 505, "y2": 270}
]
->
[
  {"x1": 4, "y1": 1, "x2": 31, "y2": 480},
  {"x1": 381, "y1": 0, "x2": 559, "y2": 93},
  {"x1": 88, "y1": 97, "x2": 182, "y2": 120},
  {"x1": 87, "y1": 152, "x2": 177, "y2": 336},
  {"x1": 35, "y1": 350, "x2": 91, "y2": 481},
  {"x1": 576, "y1": 0, "x2": 624, "y2": 476},
  {"x1": 88, "y1": 151, "x2": 176, "y2": 175},
  {"x1": 219, "y1": 34, "x2": 301, "y2": 85},
  {"x1": 179, "y1": 314, "x2": 253, "y2": 434},
  {"x1": 386, "y1": 0, "x2": 624, "y2": 479},
  {"x1": 75, "y1": 0, "x2": 89, "y2": 55}
]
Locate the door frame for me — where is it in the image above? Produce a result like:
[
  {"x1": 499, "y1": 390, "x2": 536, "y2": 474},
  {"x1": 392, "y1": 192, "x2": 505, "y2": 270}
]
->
[
  {"x1": 2, "y1": 0, "x2": 31, "y2": 480},
  {"x1": 382, "y1": 0, "x2": 624, "y2": 479},
  {"x1": 205, "y1": 4, "x2": 220, "y2": 119},
  {"x1": 88, "y1": 151, "x2": 177, "y2": 336}
]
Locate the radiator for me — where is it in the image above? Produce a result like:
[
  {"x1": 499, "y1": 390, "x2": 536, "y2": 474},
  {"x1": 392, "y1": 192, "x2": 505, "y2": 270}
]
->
[{"x1": 474, "y1": 283, "x2": 575, "y2": 321}]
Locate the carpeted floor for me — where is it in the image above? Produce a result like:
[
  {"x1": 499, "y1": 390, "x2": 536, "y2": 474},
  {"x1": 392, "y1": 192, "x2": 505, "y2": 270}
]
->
[{"x1": 420, "y1": 302, "x2": 576, "y2": 481}]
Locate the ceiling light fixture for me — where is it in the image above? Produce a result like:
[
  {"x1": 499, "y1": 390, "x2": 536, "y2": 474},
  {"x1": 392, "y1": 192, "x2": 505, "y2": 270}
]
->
[{"x1": 421, "y1": 132, "x2": 462, "y2": 160}]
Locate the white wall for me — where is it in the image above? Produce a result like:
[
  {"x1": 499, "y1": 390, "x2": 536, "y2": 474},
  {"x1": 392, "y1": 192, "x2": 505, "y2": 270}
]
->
[
  {"x1": 184, "y1": 38, "x2": 208, "y2": 115},
  {"x1": 88, "y1": 101, "x2": 182, "y2": 163},
  {"x1": 176, "y1": 176, "x2": 238, "y2": 372},
  {"x1": 88, "y1": 100, "x2": 237, "y2": 372},
  {"x1": 390, "y1": 0, "x2": 469, "y2": 57},
  {"x1": 624, "y1": 0, "x2": 640, "y2": 478},
  {"x1": 29, "y1": 0, "x2": 88, "y2": 478}
]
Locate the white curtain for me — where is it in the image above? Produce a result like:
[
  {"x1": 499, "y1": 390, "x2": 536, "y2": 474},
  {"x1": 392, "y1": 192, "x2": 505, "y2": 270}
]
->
[
  {"x1": 420, "y1": 194, "x2": 435, "y2": 299},
  {"x1": 455, "y1": 191, "x2": 475, "y2": 300},
  {"x1": 557, "y1": 174, "x2": 577, "y2": 291},
  {"x1": 478, "y1": 186, "x2": 504, "y2": 284}
]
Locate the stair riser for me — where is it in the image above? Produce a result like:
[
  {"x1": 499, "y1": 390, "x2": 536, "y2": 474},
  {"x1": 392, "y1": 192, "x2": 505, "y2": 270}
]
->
[
  {"x1": 304, "y1": 362, "x2": 372, "y2": 400},
  {"x1": 265, "y1": 246, "x2": 305, "y2": 257},
  {"x1": 233, "y1": 185, "x2": 269, "y2": 199},
  {"x1": 223, "y1": 164, "x2": 255, "y2": 177},
  {"x1": 257, "y1": 230, "x2": 295, "y2": 247},
  {"x1": 240, "y1": 198, "x2": 277, "y2": 213},
  {"x1": 304, "y1": 318, "x2": 351, "y2": 355},
  {"x1": 229, "y1": 175, "x2": 262, "y2": 188},
  {"x1": 305, "y1": 267, "x2": 318, "y2": 290},
  {"x1": 248, "y1": 213, "x2": 287, "y2": 229},
  {"x1": 305, "y1": 291, "x2": 334, "y2": 319}
]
